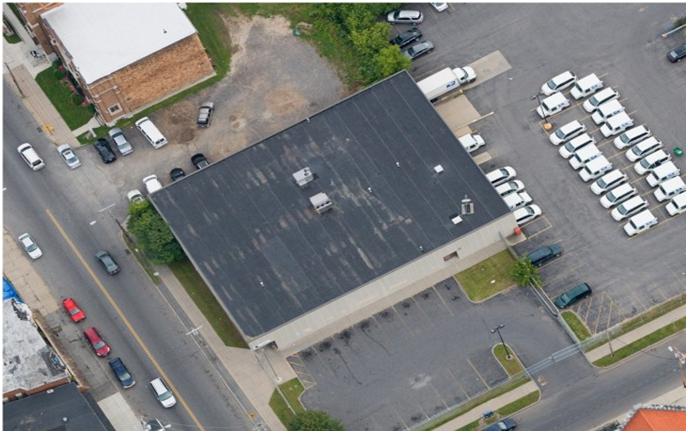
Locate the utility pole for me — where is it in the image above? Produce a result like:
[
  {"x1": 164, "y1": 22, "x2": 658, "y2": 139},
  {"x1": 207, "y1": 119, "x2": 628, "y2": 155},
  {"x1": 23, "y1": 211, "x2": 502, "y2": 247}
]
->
[
  {"x1": 491, "y1": 324, "x2": 512, "y2": 360},
  {"x1": 668, "y1": 346, "x2": 686, "y2": 388}
]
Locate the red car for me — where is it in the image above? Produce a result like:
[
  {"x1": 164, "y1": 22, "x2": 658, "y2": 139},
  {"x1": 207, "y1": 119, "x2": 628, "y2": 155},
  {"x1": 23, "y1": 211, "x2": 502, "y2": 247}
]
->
[
  {"x1": 62, "y1": 297, "x2": 86, "y2": 323},
  {"x1": 84, "y1": 327, "x2": 111, "y2": 357}
]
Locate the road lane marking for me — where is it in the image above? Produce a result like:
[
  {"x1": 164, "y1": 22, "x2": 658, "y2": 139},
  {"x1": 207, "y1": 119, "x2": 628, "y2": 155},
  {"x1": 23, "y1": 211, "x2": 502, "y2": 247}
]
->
[{"x1": 45, "y1": 208, "x2": 205, "y2": 431}]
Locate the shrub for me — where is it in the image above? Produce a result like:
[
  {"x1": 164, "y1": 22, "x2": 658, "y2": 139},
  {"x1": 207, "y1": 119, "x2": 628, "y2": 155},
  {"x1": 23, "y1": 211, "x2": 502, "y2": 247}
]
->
[
  {"x1": 287, "y1": 411, "x2": 344, "y2": 431},
  {"x1": 71, "y1": 93, "x2": 84, "y2": 106},
  {"x1": 128, "y1": 201, "x2": 184, "y2": 264}
]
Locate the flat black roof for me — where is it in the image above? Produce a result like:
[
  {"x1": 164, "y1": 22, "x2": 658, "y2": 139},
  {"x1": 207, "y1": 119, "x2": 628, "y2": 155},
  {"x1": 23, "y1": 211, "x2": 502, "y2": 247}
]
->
[
  {"x1": 152, "y1": 71, "x2": 509, "y2": 338},
  {"x1": 3, "y1": 383, "x2": 112, "y2": 431}
]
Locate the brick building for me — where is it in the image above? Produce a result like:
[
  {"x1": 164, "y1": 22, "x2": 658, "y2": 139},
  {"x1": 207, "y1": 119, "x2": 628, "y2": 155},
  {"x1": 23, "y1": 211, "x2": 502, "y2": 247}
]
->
[
  {"x1": 18, "y1": 3, "x2": 214, "y2": 125},
  {"x1": 12, "y1": 2, "x2": 60, "y2": 54}
]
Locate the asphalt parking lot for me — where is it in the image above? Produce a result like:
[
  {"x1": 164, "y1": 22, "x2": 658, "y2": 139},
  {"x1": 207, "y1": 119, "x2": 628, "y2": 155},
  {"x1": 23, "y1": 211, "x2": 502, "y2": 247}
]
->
[
  {"x1": 408, "y1": 3, "x2": 686, "y2": 331},
  {"x1": 290, "y1": 277, "x2": 572, "y2": 430}
]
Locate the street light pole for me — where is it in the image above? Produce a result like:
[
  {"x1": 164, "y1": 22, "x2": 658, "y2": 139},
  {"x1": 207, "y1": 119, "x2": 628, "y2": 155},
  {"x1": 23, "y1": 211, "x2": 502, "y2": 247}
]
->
[{"x1": 491, "y1": 324, "x2": 512, "y2": 360}]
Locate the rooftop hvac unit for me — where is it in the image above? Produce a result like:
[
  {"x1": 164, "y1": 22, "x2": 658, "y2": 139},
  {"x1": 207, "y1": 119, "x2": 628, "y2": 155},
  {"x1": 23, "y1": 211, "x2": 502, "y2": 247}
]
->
[
  {"x1": 461, "y1": 195, "x2": 474, "y2": 215},
  {"x1": 292, "y1": 167, "x2": 314, "y2": 187},
  {"x1": 450, "y1": 214, "x2": 463, "y2": 225},
  {"x1": 310, "y1": 192, "x2": 333, "y2": 214},
  {"x1": 434, "y1": 164, "x2": 445, "y2": 174}
]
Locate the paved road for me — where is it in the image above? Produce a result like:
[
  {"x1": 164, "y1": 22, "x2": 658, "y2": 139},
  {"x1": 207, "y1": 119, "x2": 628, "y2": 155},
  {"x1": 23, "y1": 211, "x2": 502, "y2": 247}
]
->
[
  {"x1": 3, "y1": 79, "x2": 255, "y2": 431},
  {"x1": 516, "y1": 331, "x2": 686, "y2": 430}
]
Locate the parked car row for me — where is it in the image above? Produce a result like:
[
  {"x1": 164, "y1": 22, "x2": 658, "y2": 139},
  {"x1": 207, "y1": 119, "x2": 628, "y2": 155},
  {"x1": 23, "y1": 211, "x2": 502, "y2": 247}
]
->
[
  {"x1": 388, "y1": 9, "x2": 435, "y2": 61},
  {"x1": 484, "y1": 165, "x2": 543, "y2": 227}
]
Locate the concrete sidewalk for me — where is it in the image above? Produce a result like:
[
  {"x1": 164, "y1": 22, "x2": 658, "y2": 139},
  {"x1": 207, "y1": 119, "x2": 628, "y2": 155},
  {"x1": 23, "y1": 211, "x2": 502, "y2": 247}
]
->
[
  {"x1": 434, "y1": 380, "x2": 540, "y2": 430},
  {"x1": 594, "y1": 385, "x2": 686, "y2": 430},
  {"x1": 155, "y1": 265, "x2": 290, "y2": 431},
  {"x1": 586, "y1": 306, "x2": 686, "y2": 363}
]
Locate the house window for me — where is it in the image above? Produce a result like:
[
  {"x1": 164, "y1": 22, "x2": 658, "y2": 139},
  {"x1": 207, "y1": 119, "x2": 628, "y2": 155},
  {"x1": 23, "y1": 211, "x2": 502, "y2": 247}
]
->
[
  {"x1": 443, "y1": 251, "x2": 459, "y2": 262},
  {"x1": 108, "y1": 104, "x2": 121, "y2": 114}
]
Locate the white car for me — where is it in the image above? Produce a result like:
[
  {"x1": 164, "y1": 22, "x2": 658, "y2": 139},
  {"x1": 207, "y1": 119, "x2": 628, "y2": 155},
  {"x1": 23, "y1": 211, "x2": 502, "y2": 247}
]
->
[
  {"x1": 591, "y1": 169, "x2": 627, "y2": 195},
  {"x1": 458, "y1": 133, "x2": 485, "y2": 153},
  {"x1": 495, "y1": 180, "x2": 525, "y2": 197},
  {"x1": 541, "y1": 71, "x2": 577, "y2": 96},
  {"x1": 634, "y1": 150, "x2": 671, "y2": 175},
  {"x1": 666, "y1": 193, "x2": 686, "y2": 216},
  {"x1": 549, "y1": 120, "x2": 586, "y2": 145},
  {"x1": 18, "y1": 233, "x2": 42, "y2": 259},
  {"x1": 654, "y1": 177, "x2": 686, "y2": 202},
  {"x1": 559, "y1": 133, "x2": 594, "y2": 159},
  {"x1": 18, "y1": 143, "x2": 45, "y2": 171},
  {"x1": 503, "y1": 191, "x2": 533, "y2": 211},
  {"x1": 600, "y1": 183, "x2": 637, "y2": 209},
  {"x1": 583, "y1": 87, "x2": 619, "y2": 113},
  {"x1": 536, "y1": 92, "x2": 570, "y2": 118},
  {"x1": 127, "y1": 189, "x2": 145, "y2": 203},
  {"x1": 625, "y1": 137, "x2": 662, "y2": 163},
  {"x1": 453, "y1": 66, "x2": 477, "y2": 84},
  {"x1": 623, "y1": 210, "x2": 658, "y2": 237},
  {"x1": 431, "y1": 2, "x2": 448, "y2": 12},
  {"x1": 611, "y1": 196, "x2": 648, "y2": 221},
  {"x1": 57, "y1": 144, "x2": 81, "y2": 169},
  {"x1": 613, "y1": 125, "x2": 651, "y2": 150},
  {"x1": 143, "y1": 175, "x2": 163, "y2": 194},
  {"x1": 485, "y1": 166, "x2": 517, "y2": 186},
  {"x1": 513, "y1": 205, "x2": 542, "y2": 226}
]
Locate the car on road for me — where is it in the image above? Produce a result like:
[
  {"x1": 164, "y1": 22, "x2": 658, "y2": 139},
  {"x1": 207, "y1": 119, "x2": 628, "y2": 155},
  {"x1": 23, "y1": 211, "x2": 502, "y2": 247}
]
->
[
  {"x1": 541, "y1": 70, "x2": 576, "y2": 95},
  {"x1": 613, "y1": 125, "x2": 651, "y2": 150},
  {"x1": 170, "y1": 168, "x2": 186, "y2": 181},
  {"x1": 150, "y1": 378, "x2": 176, "y2": 408},
  {"x1": 634, "y1": 149, "x2": 671, "y2": 175},
  {"x1": 513, "y1": 204, "x2": 542, "y2": 226},
  {"x1": 483, "y1": 417, "x2": 517, "y2": 431},
  {"x1": 109, "y1": 357, "x2": 136, "y2": 389},
  {"x1": 453, "y1": 66, "x2": 477, "y2": 84},
  {"x1": 62, "y1": 297, "x2": 86, "y2": 323},
  {"x1": 84, "y1": 327, "x2": 111, "y2": 357},
  {"x1": 495, "y1": 180, "x2": 525, "y2": 197},
  {"x1": 143, "y1": 174, "x2": 163, "y2": 194},
  {"x1": 57, "y1": 144, "x2": 81, "y2": 169},
  {"x1": 591, "y1": 169, "x2": 628, "y2": 195},
  {"x1": 403, "y1": 41, "x2": 434, "y2": 60},
  {"x1": 458, "y1": 133, "x2": 485, "y2": 153},
  {"x1": 17, "y1": 143, "x2": 45, "y2": 171},
  {"x1": 390, "y1": 28, "x2": 422, "y2": 47},
  {"x1": 431, "y1": 2, "x2": 448, "y2": 12},
  {"x1": 611, "y1": 195, "x2": 648, "y2": 221},
  {"x1": 108, "y1": 128, "x2": 133, "y2": 156},
  {"x1": 127, "y1": 189, "x2": 145, "y2": 204},
  {"x1": 583, "y1": 87, "x2": 619, "y2": 113},
  {"x1": 94, "y1": 138, "x2": 117, "y2": 164},
  {"x1": 197, "y1": 102, "x2": 215, "y2": 127},
  {"x1": 387, "y1": 9, "x2": 423, "y2": 24},
  {"x1": 667, "y1": 44, "x2": 686, "y2": 62},
  {"x1": 549, "y1": 120, "x2": 586, "y2": 145},
  {"x1": 666, "y1": 193, "x2": 686, "y2": 216},
  {"x1": 191, "y1": 153, "x2": 209, "y2": 169},
  {"x1": 95, "y1": 250, "x2": 120, "y2": 275},
  {"x1": 18, "y1": 233, "x2": 43, "y2": 259},
  {"x1": 526, "y1": 244, "x2": 562, "y2": 267},
  {"x1": 623, "y1": 210, "x2": 658, "y2": 237},
  {"x1": 486, "y1": 166, "x2": 517, "y2": 186},
  {"x1": 554, "y1": 283, "x2": 591, "y2": 309}
]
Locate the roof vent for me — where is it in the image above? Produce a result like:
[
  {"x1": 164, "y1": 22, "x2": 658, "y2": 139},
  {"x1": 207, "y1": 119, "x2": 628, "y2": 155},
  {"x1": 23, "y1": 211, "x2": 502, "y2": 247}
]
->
[
  {"x1": 434, "y1": 165, "x2": 444, "y2": 174},
  {"x1": 310, "y1": 192, "x2": 333, "y2": 214},
  {"x1": 292, "y1": 167, "x2": 314, "y2": 188},
  {"x1": 461, "y1": 195, "x2": 474, "y2": 215},
  {"x1": 450, "y1": 214, "x2": 463, "y2": 225}
]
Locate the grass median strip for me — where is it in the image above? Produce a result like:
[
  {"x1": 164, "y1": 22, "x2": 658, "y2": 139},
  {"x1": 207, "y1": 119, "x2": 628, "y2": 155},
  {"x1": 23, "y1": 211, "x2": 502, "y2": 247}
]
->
[
  {"x1": 562, "y1": 311, "x2": 591, "y2": 341},
  {"x1": 169, "y1": 259, "x2": 248, "y2": 348},
  {"x1": 458, "y1": 390, "x2": 540, "y2": 431},
  {"x1": 269, "y1": 378, "x2": 306, "y2": 428},
  {"x1": 492, "y1": 344, "x2": 524, "y2": 376},
  {"x1": 455, "y1": 250, "x2": 516, "y2": 302},
  {"x1": 593, "y1": 317, "x2": 685, "y2": 368}
]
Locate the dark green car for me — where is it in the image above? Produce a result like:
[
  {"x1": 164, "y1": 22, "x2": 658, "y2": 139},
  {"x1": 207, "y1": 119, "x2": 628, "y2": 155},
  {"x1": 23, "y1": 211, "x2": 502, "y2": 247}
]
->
[{"x1": 554, "y1": 283, "x2": 591, "y2": 309}]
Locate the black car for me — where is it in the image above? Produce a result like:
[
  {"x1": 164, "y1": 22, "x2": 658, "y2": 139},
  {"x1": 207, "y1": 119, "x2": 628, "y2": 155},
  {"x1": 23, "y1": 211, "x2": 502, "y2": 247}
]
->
[
  {"x1": 403, "y1": 40, "x2": 435, "y2": 60},
  {"x1": 667, "y1": 44, "x2": 686, "y2": 63},
  {"x1": 95, "y1": 250, "x2": 120, "y2": 275},
  {"x1": 191, "y1": 153, "x2": 209, "y2": 169},
  {"x1": 94, "y1": 138, "x2": 117, "y2": 164},
  {"x1": 197, "y1": 102, "x2": 214, "y2": 127},
  {"x1": 483, "y1": 418, "x2": 517, "y2": 431},
  {"x1": 526, "y1": 244, "x2": 562, "y2": 267},
  {"x1": 108, "y1": 357, "x2": 135, "y2": 389},
  {"x1": 390, "y1": 27, "x2": 422, "y2": 48},
  {"x1": 170, "y1": 167, "x2": 186, "y2": 181}
]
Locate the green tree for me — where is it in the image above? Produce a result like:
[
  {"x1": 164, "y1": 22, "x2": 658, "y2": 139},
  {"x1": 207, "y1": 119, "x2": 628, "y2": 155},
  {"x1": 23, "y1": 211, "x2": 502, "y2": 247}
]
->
[
  {"x1": 510, "y1": 257, "x2": 542, "y2": 287},
  {"x1": 374, "y1": 45, "x2": 411, "y2": 79},
  {"x1": 128, "y1": 201, "x2": 184, "y2": 264},
  {"x1": 350, "y1": 22, "x2": 390, "y2": 58},
  {"x1": 288, "y1": 410, "x2": 344, "y2": 431}
]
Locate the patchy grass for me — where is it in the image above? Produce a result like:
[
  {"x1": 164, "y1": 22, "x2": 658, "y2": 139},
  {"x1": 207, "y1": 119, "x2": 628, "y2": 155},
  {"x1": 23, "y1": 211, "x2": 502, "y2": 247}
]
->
[
  {"x1": 455, "y1": 250, "x2": 517, "y2": 302},
  {"x1": 35, "y1": 65, "x2": 95, "y2": 129},
  {"x1": 562, "y1": 311, "x2": 591, "y2": 341},
  {"x1": 169, "y1": 259, "x2": 247, "y2": 348},
  {"x1": 269, "y1": 378, "x2": 306, "y2": 428},
  {"x1": 185, "y1": 3, "x2": 233, "y2": 79},
  {"x1": 4, "y1": 30, "x2": 21, "y2": 44},
  {"x1": 593, "y1": 318, "x2": 685, "y2": 368},
  {"x1": 458, "y1": 391, "x2": 540, "y2": 431},
  {"x1": 493, "y1": 345, "x2": 523, "y2": 376}
]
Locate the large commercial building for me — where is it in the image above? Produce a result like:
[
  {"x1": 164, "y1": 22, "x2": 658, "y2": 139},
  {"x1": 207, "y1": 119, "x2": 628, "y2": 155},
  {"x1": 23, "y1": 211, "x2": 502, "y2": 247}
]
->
[{"x1": 152, "y1": 72, "x2": 517, "y2": 353}]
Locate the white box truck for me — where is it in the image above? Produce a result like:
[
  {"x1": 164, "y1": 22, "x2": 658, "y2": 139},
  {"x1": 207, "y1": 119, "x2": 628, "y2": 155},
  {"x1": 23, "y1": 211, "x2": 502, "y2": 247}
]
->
[{"x1": 416, "y1": 66, "x2": 477, "y2": 101}]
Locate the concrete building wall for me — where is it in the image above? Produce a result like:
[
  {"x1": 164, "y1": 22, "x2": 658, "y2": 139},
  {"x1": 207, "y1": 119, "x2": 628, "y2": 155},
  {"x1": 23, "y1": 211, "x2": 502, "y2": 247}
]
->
[{"x1": 250, "y1": 213, "x2": 517, "y2": 354}]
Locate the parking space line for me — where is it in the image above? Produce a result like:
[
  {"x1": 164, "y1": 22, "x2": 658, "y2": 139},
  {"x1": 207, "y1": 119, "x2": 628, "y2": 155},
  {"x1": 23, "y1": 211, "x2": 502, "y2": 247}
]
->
[
  {"x1": 429, "y1": 382, "x2": 450, "y2": 412},
  {"x1": 390, "y1": 405, "x2": 410, "y2": 431},
  {"x1": 409, "y1": 294, "x2": 434, "y2": 322},
  {"x1": 466, "y1": 358, "x2": 490, "y2": 390},
  {"x1": 581, "y1": 296, "x2": 593, "y2": 323},
  {"x1": 446, "y1": 367, "x2": 471, "y2": 400},
  {"x1": 390, "y1": 305, "x2": 420, "y2": 337},
  {"x1": 431, "y1": 285, "x2": 456, "y2": 316},
  {"x1": 542, "y1": 263, "x2": 584, "y2": 289},
  {"x1": 524, "y1": 215, "x2": 553, "y2": 239}
]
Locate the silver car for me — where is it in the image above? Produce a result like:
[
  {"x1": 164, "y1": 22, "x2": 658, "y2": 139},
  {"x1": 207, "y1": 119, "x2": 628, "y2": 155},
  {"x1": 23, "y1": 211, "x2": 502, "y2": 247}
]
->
[
  {"x1": 57, "y1": 144, "x2": 81, "y2": 169},
  {"x1": 386, "y1": 9, "x2": 423, "y2": 24},
  {"x1": 108, "y1": 128, "x2": 133, "y2": 156}
]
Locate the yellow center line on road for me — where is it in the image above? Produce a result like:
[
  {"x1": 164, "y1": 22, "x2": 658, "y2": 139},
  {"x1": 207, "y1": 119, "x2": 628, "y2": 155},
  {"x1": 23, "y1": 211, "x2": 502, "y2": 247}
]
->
[{"x1": 45, "y1": 208, "x2": 205, "y2": 431}]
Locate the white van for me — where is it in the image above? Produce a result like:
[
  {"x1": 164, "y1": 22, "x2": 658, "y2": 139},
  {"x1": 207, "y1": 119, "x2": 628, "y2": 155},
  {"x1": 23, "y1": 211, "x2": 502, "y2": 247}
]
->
[
  {"x1": 149, "y1": 378, "x2": 176, "y2": 408},
  {"x1": 654, "y1": 176, "x2": 686, "y2": 202},
  {"x1": 613, "y1": 125, "x2": 651, "y2": 150},
  {"x1": 623, "y1": 210, "x2": 658, "y2": 237},
  {"x1": 549, "y1": 120, "x2": 586, "y2": 145},
  {"x1": 634, "y1": 149, "x2": 671, "y2": 175},
  {"x1": 541, "y1": 71, "x2": 577, "y2": 95},
  {"x1": 591, "y1": 169, "x2": 628, "y2": 195},
  {"x1": 583, "y1": 87, "x2": 619, "y2": 112},
  {"x1": 537, "y1": 92, "x2": 570, "y2": 118},
  {"x1": 569, "y1": 143, "x2": 601, "y2": 170},
  {"x1": 646, "y1": 161, "x2": 680, "y2": 187},
  {"x1": 625, "y1": 137, "x2": 662, "y2": 162},
  {"x1": 17, "y1": 143, "x2": 45, "y2": 171},
  {"x1": 600, "y1": 183, "x2": 637, "y2": 208},
  {"x1": 592, "y1": 100, "x2": 625, "y2": 125},
  {"x1": 570, "y1": 73, "x2": 603, "y2": 99},
  {"x1": 600, "y1": 112, "x2": 634, "y2": 137},
  {"x1": 559, "y1": 133, "x2": 594, "y2": 159},
  {"x1": 579, "y1": 156, "x2": 613, "y2": 182},
  {"x1": 666, "y1": 193, "x2": 686, "y2": 216},
  {"x1": 611, "y1": 195, "x2": 648, "y2": 221},
  {"x1": 502, "y1": 191, "x2": 533, "y2": 210},
  {"x1": 135, "y1": 117, "x2": 168, "y2": 149}
]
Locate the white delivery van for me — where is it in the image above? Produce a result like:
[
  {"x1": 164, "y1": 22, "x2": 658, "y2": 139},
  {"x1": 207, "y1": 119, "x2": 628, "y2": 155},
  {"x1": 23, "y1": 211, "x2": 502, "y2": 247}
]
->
[
  {"x1": 579, "y1": 155, "x2": 613, "y2": 182},
  {"x1": 646, "y1": 161, "x2": 680, "y2": 187},
  {"x1": 135, "y1": 117, "x2": 168, "y2": 149},
  {"x1": 592, "y1": 99, "x2": 625, "y2": 125},
  {"x1": 569, "y1": 143, "x2": 601, "y2": 170},
  {"x1": 653, "y1": 176, "x2": 686, "y2": 202},
  {"x1": 559, "y1": 133, "x2": 594, "y2": 159},
  {"x1": 537, "y1": 92, "x2": 570, "y2": 118},
  {"x1": 666, "y1": 193, "x2": 686, "y2": 216},
  {"x1": 570, "y1": 73, "x2": 603, "y2": 99},
  {"x1": 549, "y1": 120, "x2": 586, "y2": 145},
  {"x1": 416, "y1": 68, "x2": 460, "y2": 101},
  {"x1": 623, "y1": 210, "x2": 658, "y2": 237},
  {"x1": 613, "y1": 125, "x2": 651, "y2": 150},
  {"x1": 600, "y1": 112, "x2": 634, "y2": 137},
  {"x1": 583, "y1": 87, "x2": 619, "y2": 112}
]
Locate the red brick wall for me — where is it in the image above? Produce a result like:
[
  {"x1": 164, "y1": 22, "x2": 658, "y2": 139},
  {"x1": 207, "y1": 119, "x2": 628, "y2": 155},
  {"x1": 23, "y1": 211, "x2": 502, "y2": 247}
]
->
[{"x1": 16, "y1": 2, "x2": 61, "y2": 54}]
